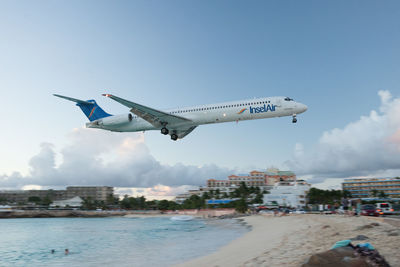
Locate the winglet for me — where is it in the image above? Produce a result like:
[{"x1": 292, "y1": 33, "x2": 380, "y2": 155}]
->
[{"x1": 102, "y1": 94, "x2": 112, "y2": 97}]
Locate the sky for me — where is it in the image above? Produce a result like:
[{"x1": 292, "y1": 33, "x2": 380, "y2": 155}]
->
[{"x1": 1, "y1": 1, "x2": 400, "y2": 199}]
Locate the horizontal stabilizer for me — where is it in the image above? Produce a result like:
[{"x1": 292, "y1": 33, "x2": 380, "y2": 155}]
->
[
  {"x1": 54, "y1": 94, "x2": 112, "y2": 121},
  {"x1": 53, "y1": 94, "x2": 93, "y2": 105}
]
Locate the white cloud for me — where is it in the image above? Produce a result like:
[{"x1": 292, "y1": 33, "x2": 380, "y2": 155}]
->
[
  {"x1": 0, "y1": 129, "x2": 234, "y2": 191},
  {"x1": 287, "y1": 90, "x2": 400, "y2": 183}
]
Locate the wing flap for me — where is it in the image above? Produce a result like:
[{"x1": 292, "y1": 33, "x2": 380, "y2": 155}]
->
[{"x1": 176, "y1": 126, "x2": 197, "y2": 139}]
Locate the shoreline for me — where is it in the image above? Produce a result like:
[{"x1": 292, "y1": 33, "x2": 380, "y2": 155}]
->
[
  {"x1": 0, "y1": 208, "x2": 239, "y2": 219},
  {"x1": 176, "y1": 214, "x2": 400, "y2": 267}
]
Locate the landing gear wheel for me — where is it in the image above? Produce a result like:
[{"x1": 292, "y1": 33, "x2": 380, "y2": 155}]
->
[
  {"x1": 161, "y1": 127, "x2": 169, "y2": 135},
  {"x1": 292, "y1": 114, "x2": 297, "y2": 123},
  {"x1": 171, "y1": 134, "x2": 178, "y2": 141}
]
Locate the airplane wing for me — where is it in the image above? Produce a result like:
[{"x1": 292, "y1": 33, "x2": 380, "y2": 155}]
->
[
  {"x1": 176, "y1": 126, "x2": 197, "y2": 139},
  {"x1": 102, "y1": 94, "x2": 192, "y2": 128}
]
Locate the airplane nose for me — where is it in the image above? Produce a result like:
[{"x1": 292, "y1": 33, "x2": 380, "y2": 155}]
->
[{"x1": 299, "y1": 103, "x2": 308, "y2": 113}]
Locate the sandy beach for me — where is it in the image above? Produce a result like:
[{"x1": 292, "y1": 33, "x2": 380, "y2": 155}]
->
[{"x1": 177, "y1": 214, "x2": 400, "y2": 267}]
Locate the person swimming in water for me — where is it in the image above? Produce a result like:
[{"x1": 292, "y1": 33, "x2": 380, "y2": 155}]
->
[{"x1": 65, "y1": 249, "x2": 69, "y2": 255}]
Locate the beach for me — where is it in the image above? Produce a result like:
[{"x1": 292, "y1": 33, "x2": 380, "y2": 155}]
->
[{"x1": 177, "y1": 214, "x2": 400, "y2": 267}]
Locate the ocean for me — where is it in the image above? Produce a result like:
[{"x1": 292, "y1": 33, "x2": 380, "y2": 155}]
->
[{"x1": 0, "y1": 216, "x2": 249, "y2": 267}]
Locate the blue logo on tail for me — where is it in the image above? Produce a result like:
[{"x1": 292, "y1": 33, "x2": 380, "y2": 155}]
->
[{"x1": 77, "y1": 100, "x2": 111, "y2": 121}]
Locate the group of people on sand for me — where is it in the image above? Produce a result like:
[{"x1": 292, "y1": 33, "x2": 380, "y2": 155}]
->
[
  {"x1": 50, "y1": 249, "x2": 69, "y2": 255},
  {"x1": 342, "y1": 197, "x2": 363, "y2": 216}
]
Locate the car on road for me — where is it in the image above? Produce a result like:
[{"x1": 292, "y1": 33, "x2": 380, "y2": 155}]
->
[
  {"x1": 376, "y1": 203, "x2": 394, "y2": 215},
  {"x1": 361, "y1": 204, "x2": 379, "y2": 217}
]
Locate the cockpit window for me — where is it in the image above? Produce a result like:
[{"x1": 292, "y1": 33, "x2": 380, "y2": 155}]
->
[{"x1": 284, "y1": 97, "x2": 294, "y2": 101}]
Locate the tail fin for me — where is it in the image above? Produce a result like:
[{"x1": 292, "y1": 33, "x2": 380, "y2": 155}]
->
[{"x1": 54, "y1": 94, "x2": 112, "y2": 121}]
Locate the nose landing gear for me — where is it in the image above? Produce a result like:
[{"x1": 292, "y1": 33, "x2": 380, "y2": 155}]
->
[{"x1": 292, "y1": 114, "x2": 297, "y2": 123}]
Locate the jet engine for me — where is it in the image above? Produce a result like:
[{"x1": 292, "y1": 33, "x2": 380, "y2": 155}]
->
[{"x1": 100, "y1": 113, "x2": 133, "y2": 126}]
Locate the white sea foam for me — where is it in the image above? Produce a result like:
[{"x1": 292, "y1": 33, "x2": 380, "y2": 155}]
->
[{"x1": 170, "y1": 215, "x2": 194, "y2": 221}]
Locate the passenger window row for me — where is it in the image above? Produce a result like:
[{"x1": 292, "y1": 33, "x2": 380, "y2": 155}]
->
[{"x1": 169, "y1": 100, "x2": 271, "y2": 114}]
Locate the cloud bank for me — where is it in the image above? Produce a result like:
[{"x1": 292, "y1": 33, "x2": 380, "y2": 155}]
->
[
  {"x1": 0, "y1": 129, "x2": 233, "y2": 189},
  {"x1": 287, "y1": 90, "x2": 400, "y2": 182}
]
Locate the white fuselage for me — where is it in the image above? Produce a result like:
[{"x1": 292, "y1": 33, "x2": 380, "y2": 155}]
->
[{"x1": 87, "y1": 96, "x2": 307, "y2": 132}]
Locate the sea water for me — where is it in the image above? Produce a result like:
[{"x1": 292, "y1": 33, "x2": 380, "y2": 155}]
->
[{"x1": 0, "y1": 217, "x2": 248, "y2": 267}]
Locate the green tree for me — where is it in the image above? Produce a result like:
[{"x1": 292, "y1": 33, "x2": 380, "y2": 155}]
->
[
  {"x1": 378, "y1": 191, "x2": 388, "y2": 198},
  {"x1": 28, "y1": 196, "x2": 41, "y2": 204},
  {"x1": 138, "y1": 196, "x2": 147, "y2": 209},
  {"x1": 41, "y1": 195, "x2": 52, "y2": 206},
  {"x1": 307, "y1": 188, "x2": 344, "y2": 205},
  {"x1": 343, "y1": 190, "x2": 352, "y2": 198},
  {"x1": 167, "y1": 201, "x2": 181, "y2": 210},
  {"x1": 158, "y1": 200, "x2": 170, "y2": 210},
  {"x1": 371, "y1": 189, "x2": 379, "y2": 197},
  {"x1": 235, "y1": 198, "x2": 248, "y2": 213},
  {"x1": 253, "y1": 192, "x2": 264, "y2": 204},
  {"x1": 182, "y1": 195, "x2": 204, "y2": 209},
  {"x1": 202, "y1": 192, "x2": 210, "y2": 200},
  {"x1": 82, "y1": 197, "x2": 96, "y2": 210}
]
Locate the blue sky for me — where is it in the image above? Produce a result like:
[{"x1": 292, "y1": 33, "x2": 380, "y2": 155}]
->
[{"x1": 1, "y1": 1, "x2": 400, "y2": 198}]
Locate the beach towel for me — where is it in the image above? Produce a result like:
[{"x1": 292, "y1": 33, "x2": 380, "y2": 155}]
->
[{"x1": 330, "y1": 239, "x2": 352, "y2": 249}]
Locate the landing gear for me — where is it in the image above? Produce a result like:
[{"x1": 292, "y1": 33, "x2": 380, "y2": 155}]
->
[
  {"x1": 161, "y1": 127, "x2": 169, "y2": 135},
  {"x1": 171, "y1": 134, "x2": 178, "y2": 141},
  {"x1": 292, "y1": 114, "x2": 297, "y2": 123}
]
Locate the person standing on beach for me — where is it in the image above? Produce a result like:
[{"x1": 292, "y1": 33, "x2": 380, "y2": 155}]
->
[{"x1": 341, "y1": 197, "x2": 349, "y2": 215}]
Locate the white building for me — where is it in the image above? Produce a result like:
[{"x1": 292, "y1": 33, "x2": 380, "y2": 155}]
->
[
  {"x1": 263, "y1": 180, "x2": 310, "y2": 208},
  {"x1": 50, "y1": 196, "x2": 83, "y2": 208}
]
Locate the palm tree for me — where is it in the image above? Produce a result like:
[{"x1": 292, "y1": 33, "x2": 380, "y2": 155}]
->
[{"x1": 371, "y1": 189, "x2": 379, "y2": 197}]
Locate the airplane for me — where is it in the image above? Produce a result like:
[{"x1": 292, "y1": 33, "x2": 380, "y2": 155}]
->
[{"x1": 54, "y1": 94, "x2": 308, "y2": 141}]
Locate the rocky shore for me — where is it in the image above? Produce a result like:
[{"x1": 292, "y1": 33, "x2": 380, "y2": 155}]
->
[{"x1": 0, "y1": 210, "x2": 162, "y2": 218}]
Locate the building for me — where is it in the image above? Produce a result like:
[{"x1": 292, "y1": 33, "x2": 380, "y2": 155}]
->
[
  {"x1": 50, "y1": 196, "x2": 83, "y2": 208},
  {"x1": 342, "y1": 177, "x2": 400, "y2": 198},
  {"x1": 0, "y1": 186, "x2": 114, "y2": 204},
  {"x1": 175, "y1": 168, "x2": 298, "y2": 203},
  {"x1": 264, "y1": 168, "x2": 296, "y2": 185},
  {"x1": 207, "y1": 168, "x2": 296, "y2": 191},
  {"x1": 175, "y1": 193, "x2": 191, "y2": 204},
  {"x1": 263, "y1": 180, "x2": 310, "y2": 208},
  {"x1": 174, "y1": 188, "x2": 209, "y2": 204},
  {"x1": 66, "y1": 186, "x2": 113, "y2": 202}
]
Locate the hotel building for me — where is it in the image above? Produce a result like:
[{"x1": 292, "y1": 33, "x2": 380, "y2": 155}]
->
[
  {"x1": 175, "y1": 168, "x2": 297, "y2": 203},
  {"x1": 263, "y1": 180, "x2": 310, "y2": 208},
  {"x1": 0, "y1": 186, "x2": 114, "y2": 204},
  {"x1": 342, "y1": 177, "x2": 400, "y2": 198},
  {"x1": 207, "y1": 168, "x2": 296, "y2": 191}
]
